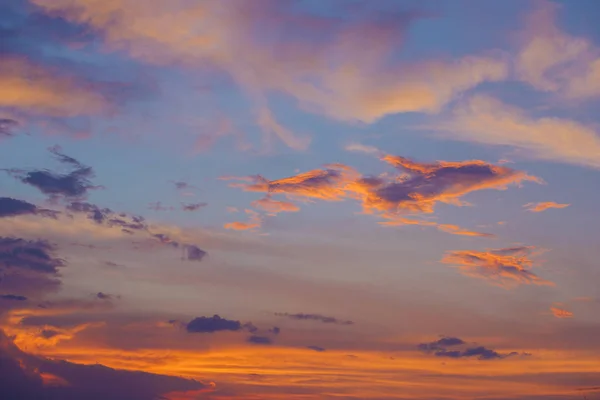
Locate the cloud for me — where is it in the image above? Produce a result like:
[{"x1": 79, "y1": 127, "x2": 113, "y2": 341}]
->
[
  {"x1": 224, "y1": 209, "x2": 262, "y2": 231},
  {"x1": 0, "y1": 118, "x2": 19, "y2": 138},
  {"x1": 441, "y1": 246, "x2": 553, "y2": 288},
  {"x1": 0, "y1": 236, "x2": 65, "y2": 299},
  {"x1": 247, "y1": 335, "x2": 272, "y2": 345},
  {"x1": 250, "y1": 196, "x2": 299, "y2": 215},
  {"x1": 550, "y1": 307, "x2": 573, "y2": 319},
  {"x1": 417, "y1": 337, "x2": 465, "y2": 352},
  {"x1": 434, "y1": 94, "x2": 600, "y2": 169},
  {"x1": 183, "y1": 245, "x2": 207, "y2": 262},
  {"x1": 516, "y1": 1, "x2": 600, "y2": 100},
  {"x1": 0, "y1": 197, "x2": 37, "y2": 218},
  {"x1": 306, "y1": 345, "x2": 326, "y2": 352},
  {"x1": 0, "y1": 294, "x2": 28, "y2": 301},
  {"x1": 0, "y1": 330, "x2": 209, "y2": 400},
  {"x1": 186, "y1": 315, "x2": 242, "y2": 333},
  {"x1": 524, "y1": 202, "x2": 570, "y2": 213},
  {"x1": 418, "y1": 337, "x2": 520, "y2": 360},
  {"x1": 8, "y1": 148, "x2": 99, "y2": 199},
  {"x1": 96, "y1": 292, "x2": 112, "y2": 300},
  {"x1": 181, "y1": 203, "x2": 207, "y2": 212},
  {"x1": 230, "y1": 154, "x2": 537, "y2": 236},
  {"x1": 275, "y1": 313, "x2": 353, "y2": 325},
  {"x1": 30, "y1": 0, "x2": 508, "y2": 150},
  {"x1": 0, "y1": 56, "x2": 109, "y2": 117},
  {"x1": 344, "y1": 143, "x2": 382, "y2": 155}
]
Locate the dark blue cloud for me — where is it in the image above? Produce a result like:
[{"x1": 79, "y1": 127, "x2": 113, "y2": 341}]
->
[
  {"x1": 0, "y1": 294, "x2": 27, "y2": 301},
  {"x1": 275, "y1": 312, "x2": 353, "y2": 325},
  {"x1": 247, "y1": 335, "x2": 272, "y2": 345},
  {"x1": 418, "y1": 336, "x2": 523, "y2": 360},
  {"x1": 307, "y1": 345, "x2": 326, "y2": 352},
  {"x1": 186, "y1": 315, "x2": 242, "y2": 333}
]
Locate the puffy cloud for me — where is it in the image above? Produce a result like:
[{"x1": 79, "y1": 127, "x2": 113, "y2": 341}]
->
[
  {"x1": 0, "y1": 57, "x2": 108, "y2": 117},
  {"x1": 524, "y1": 202, "x2": 570, "y2": 213},
  {"x1": 275, "y1": 313, "x2": 353, "y2": 325},
  {"x1": 418, "y1": 337, "x2": 521, "y2": 360},
  {"x1": 441, "y1": 246, "x2": 553, "y2": 288},
  {"x1": 550, "y1": 307, "x2": 573, "y2": 319},
  {"x1": 186, "y1": 315, "x2": 242, "y2": 333},
  {"x1": 516, "y1": 1, "x2": 600, "y2": 99},
  {"x1": 224, "y1": 209, "x2": 262, "y2": 231},
  {"x1": 435, "y1": 94, "x2": 600, "y2": 169}
]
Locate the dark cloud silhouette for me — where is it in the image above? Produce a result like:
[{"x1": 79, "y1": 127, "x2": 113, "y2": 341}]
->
[
  {"x1": 0, "y1": 294, "x2": 27, "y2": 301},
  {"x1": 270, "y1": 326, "x2": 281, "y2": 335},
  {"x1": 186, "y1": 315, "x2": 242, "y2": 333},
  {"x1": 184, "y1": 245, "x2": 207, "y2": 262},
  {"x1": 0, "y1": 330, "x2": 208, "y2": 400},
  {"x1": 182, "y1": 202, "x2": 207, "y2": 212},
  {"x1": 8, "y1": 148, "x2": 98, "y2": 199},
  {"x1": 0, "y1": 236, "x2": 64, "y2": 297},
  {"x1": 417, "y1": 337, "x2": 465, "y2": 352},
  {"x1": 247, "y1": 335, "x2": 272, "y2": 345},
  {"x1": 418, "y1": 337, "x2": 522, "y2": 360},
  {"x1": 0, "y1": 118, "x2": 19, "y2": 137},
  {"x1": 96, "y1": 292, "x2": 112, "y2": 300},
  {"x1": 307, "y1": 345, "x2": 326, "y2": 352},
  {"x1": 0, "y1": 197, "x2": 37, "y2": 217},
  {"x1": 66, "y1": 202, "x2": 208, "y2": 261},
  {"x1": 275, "y1": 312, "x2": 354, "y2": 325}
]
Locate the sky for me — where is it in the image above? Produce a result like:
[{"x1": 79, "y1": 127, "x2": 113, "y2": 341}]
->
[{"x1": 1, "y1": 0, "x2": 600, "y2": 399}]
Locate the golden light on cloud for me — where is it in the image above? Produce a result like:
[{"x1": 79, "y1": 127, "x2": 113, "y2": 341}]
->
[
  {"x1": 524, "y1": 202, "x2": 570, "y2": 212},
  {"x1": 550, "y1": 307, "x2": 573, "y2": 318}
]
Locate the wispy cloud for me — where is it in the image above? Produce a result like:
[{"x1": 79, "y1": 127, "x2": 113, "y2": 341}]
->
[
  {"x1": 524, "y1": 202, "x2": 570, "y2": 212},
  {"x1": 441, "y1": 246, "x2": 553, "y2": 288}
]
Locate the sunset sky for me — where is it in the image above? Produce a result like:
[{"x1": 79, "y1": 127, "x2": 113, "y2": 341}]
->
[{"x1": 1, "y1": 0, "x2": 600, "y2": 399}]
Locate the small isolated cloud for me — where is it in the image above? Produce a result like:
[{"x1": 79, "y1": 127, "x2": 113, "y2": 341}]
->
[
  {"x1": 247, "y1": 335, "x2": 272, "y2": 345},
  {"x1": 8, "y1": 147, "x2": 99, "y2": 199},
  {"x1": 96, "y1": 292, "x2": 113, "y2": 300},
  {"x1": 0, "y1": 294, "x2": 28, "y2": 301},
  {"x1": 550, "y1": 306, "x2": 573, "y2": 319},
  {"x1": 524, "y1": 202, "x2": 570, "y2": 213},
  {"x1": 418, "y1": 337, "x2": 520, "y2": 360},
  {"x1": 181, "y1": 203, "x2": 207, "y2": 212},
  {"x1": 251, "y1": 196, "x2": 299, "y2": 215},
  {"x1": 184, "y1": 245, "x2": 207, "y2": 262},
  {"x1": 186, "y1": 315, "x2": 242, "y2": 333},
  {"x1": 224, "y1": 209, "x2": 262, "y2": 231},
  {"x1": 275, "y1": 313, "x2": 354, "y2": 325},
  {"x1": 417, "y1": 337, "x2": 465, "y2": 352},
  {"x1": 441, "y1": 246, "x2": 552, "y2": 288},
  {"x1": 344, "y1": 143, "x2": 382, "y2": 155},
  {"x1": 307, "y1": 345, "x2": 326, "y2": 352}
]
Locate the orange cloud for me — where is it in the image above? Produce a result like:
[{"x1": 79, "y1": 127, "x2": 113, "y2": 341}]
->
[
  {"x1": 0, "y1": 57, "x2": 108, "y2": 117},
  {"x1": 524, "y1": 202, "x2": 570, "y2": 212},
  {"x1": 224, "y1": 209, "x2": 262, "y2": 231},
  {"x1": 441, "y1": 246, "x2": 553, "y2": 288},
  {"x1": 230, "y1": 155, "x2": 537, "y2": 237},
  {"x1": 435, "y1": 94, "x2": 600, "y2": 168},
  {"x1": 251, "y1": 196, "x2": 300, "y2": 215},
  {"x1": 550, "y1": 307, "x2": 573, "y2": 319}
]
